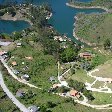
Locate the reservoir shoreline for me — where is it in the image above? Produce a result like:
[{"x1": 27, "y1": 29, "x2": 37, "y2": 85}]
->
[{"x1": 66, "y1": 2, "x2": 110, "y2": 46}]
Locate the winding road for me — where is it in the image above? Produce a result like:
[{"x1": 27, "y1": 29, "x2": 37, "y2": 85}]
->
[
  {"x1": 0, "y1": 71, "x2": 29, "y2": 112},
  {"x1": 0, "y1": 56, "x2": 41, "y2": 89}
]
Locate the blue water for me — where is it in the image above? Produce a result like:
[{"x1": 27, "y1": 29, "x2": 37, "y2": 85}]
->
[
  {"x1": 0, "y1": 20, "x2": 30, "y2": 34},
  {"x1": 0, "y1": 0, "x2": 105, "y2": 41}
]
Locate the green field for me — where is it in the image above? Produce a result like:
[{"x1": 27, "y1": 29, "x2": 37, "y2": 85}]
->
[
  {"x1": 91, "y1": 92, "x2": 112, "y2": 105},
  {"x1": 75, "y1": 13, "x2": 112, "y2": 45},
  {"x1": 92, "y1": 60, "x2": 112, "y2": 78},
  {"x1": 70, "y1": 69, "x2": 95, "y2": 84}
]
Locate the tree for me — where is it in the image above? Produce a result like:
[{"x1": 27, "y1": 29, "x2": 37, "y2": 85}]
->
[
  {"x1": 104, "y1": 38, "x2": 111, "y2": 50},
  {"x1": 60, "y1": 47, "x2": 77, "y2": 62},
  {"x1": 11, "y1": 31, "x2": 22, "y2": 40},
  {"x1": 68, "y1": 79, "x2": 85, "y2": 92},
  {"x1": 83, "y1": 89, "x2": 94, "y2": 101}
]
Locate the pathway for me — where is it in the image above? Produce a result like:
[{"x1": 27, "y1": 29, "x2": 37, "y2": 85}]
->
[
  {"x1": 57, "y1": 62, "x2": 112, "y2": 109},
  {"x1": 0, "y1": 56, "x2": 41, "y2": 89},
  {"x1": 85, "y1": 69, "x2": 112, "y2": 93}
]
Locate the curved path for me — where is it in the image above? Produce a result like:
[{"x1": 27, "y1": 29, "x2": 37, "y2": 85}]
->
[
  {"x1": 58, "y1": 62, "x2": 112, "y2": 109},
  {"x1": 86, "y1": 69, "x2": 112, "y2": 93},
  {"x1": 0, "y1": 71, "x2": 29, "y2": 112},
  {"x1": 0, "y1": 56, "x2": 41, "y2": 89}
]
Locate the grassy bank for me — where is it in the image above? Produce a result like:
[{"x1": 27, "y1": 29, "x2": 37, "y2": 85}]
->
[
  {"x1": 74, "y1": 13, "x2": 112, "y2": 45},
  {"x1": 68, "y1": 0, "x2": 112, "y2": 10}
]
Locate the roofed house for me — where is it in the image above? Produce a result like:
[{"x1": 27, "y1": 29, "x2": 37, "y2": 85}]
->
[
  {"x1": 16, "y1": 89, "x2": 25, "y2": 97},
  {"x1": 21, "y1": 74, "x2": 30, "y2": 81},
  {"x1": 0, "y1": 51, "x2": 7, "y2": 56},
  {"x1": 49, "y1": 76, "x2": 56, "y2": 82},
  {"x1": 11, "y1": 61, "x2": 17, "y2": 66},
  {"x1": 79, "y1": 52, "x2": 94, "y2": 59},
  {"x1": 52, "y1": 84, "x2": 60, "y2": 89},
  {"x1": 12, "y1": 69, "x2": 19, "y2": 75},
  {"x1": 28, "y1": 105, "x2": 40, "y2": 112},
  {"x1": 69, "y1": 89, "x2": 80, "y2": 98},
  {"x1": 17, "y1": 42, "x2": 22, "y2": 47}
]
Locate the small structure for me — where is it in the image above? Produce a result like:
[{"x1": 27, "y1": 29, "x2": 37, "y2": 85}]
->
[
  {"x1": 21, "y1": 74, "x2": 30, "y2": 81},
  {"x1": 0, "y1": 51, "x2": 7, "y2": 56},
  {"x1": 60, "y1": 81, "x2": 68, "y2": 87},
  {"x1": 17, "y1": 43, "x2": 22, "y2": 47},
  {"x1": 2, "y1": 55, "x2": 8, "y2": 60},
  {"x1": 69, "y1": 89, "x2": 80, "y2": 98},
  {"x1": 49, "y1": 76, "x2": 56, "y2": 82},
  {"x1": 52, "y1": 84, "x2": 60, "y2": 89},
  {"x1": 79, "y1": 52, "x2": 94, "y2": 59},
  {"x1": 11, "y1": 61, "x2": 17, "y2": 66},
  {"x1": 28, "y1": 105, "x2": 40, "y2": 112},
  {"x1": 12, "y1": 69, "x2": 19, "y2": 75},
  {"x1": 53, "y1": 36, "x2": 66, "y2": 42},
  {"x1": 25, "y1": 56, "x2": 33, "y2": 60},
  {"x1": 16, "y1": 89, "x2": 25, "y2": 97}
]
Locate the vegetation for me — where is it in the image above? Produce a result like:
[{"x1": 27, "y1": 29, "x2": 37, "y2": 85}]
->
[
  {"x1": 74, "y1": 13, "x2": 112, "y2": 46},
  {"x1": 1, "y1": 1, "x2": 112, "y2": 112},
  {"x1": 68, "y1": 79, "x2": 94, "y2": 100},
  {"x1": 68, "y1": 0, "x2": 112, "y2": 9}
]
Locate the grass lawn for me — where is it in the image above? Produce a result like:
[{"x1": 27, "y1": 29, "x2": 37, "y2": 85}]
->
[
  {"x1": 70, "y1": 69, "x2": 95, "y2": 84},
  {"x1": 92, "y1": 60, "x2": 112, "y2": 78},
  {"x1": 91, "y1": 81, "x2": 105, "y2": 89},
  {"x1": 91, "y1": 92, "x2": 112, "y2": 105}
]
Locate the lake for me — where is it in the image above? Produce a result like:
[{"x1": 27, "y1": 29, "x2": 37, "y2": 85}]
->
[{"x1": 0, "y1": 0, "x2": 105, "y2": 41}]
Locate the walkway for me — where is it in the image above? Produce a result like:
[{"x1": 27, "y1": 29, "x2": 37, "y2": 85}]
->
[
  {"x1": 57, "y1": 62, "x2": 112, "y2": 109},
  {"x1": 85, "y1": 69, "x2": 112, "y2": 93},
  {"x1": 0, "y1": 71, "x2": 29, "y2": 112}
]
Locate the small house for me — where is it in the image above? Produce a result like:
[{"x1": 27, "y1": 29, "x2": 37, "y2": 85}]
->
[
  {"x1": 12, "y1": 69, "x2": 19, "y2": 75},
  {"x1": 11, "y1": 61, "x2": 17, "y2": 66},
  {"x1": 21, "y1": 74, "x2": 30, "y2": 81},
  {"x1": 17, "y1": 43, "x2": 22, "y2": 47},
  {"x1": 52, "y1": 84, "x2": 60, "y2": 89},
  {"x1": 69, "y1": 89, "x2": 80, "y2": 98},
  {"x1": 49, "y1": 76, "x2": 56, "y2": 82},
  {"x1": 28, "y1": 105, "x2": 40, "y2": 112},
  {"x1": 79, "y1": 52, "x2": 94, "y2": 59},
  {"x1": 16, "y1": 89, "x2": 25, "y2": 97},
  {"x1": 0, "y1": 51, "x2": 7, "y2": 56},
  {"x1": 2, "y1": 55, "x2": 8, "y2": 60}
]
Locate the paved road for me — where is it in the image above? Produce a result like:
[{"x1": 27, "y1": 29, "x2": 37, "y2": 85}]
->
[{"x1": 0, "y1": 71, "x2": 29, "y2": 112}]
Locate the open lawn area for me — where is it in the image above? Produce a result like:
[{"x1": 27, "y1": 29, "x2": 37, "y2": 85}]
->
[
  {"x1": 92, "y1": 60, "x2": 112, "y2": 78},
  {"x1": 91, "y1": 81, "x2": 105, "y2": 89},
  {"x1": 75, "y1": 13, "x2": 112, "y2": 45},
  {"x1": 70, "y1": 69, "x2": 95, "y2": 84},
  {"x1": 91, "y1": 92, "x2": 112, "y2": 105}
]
